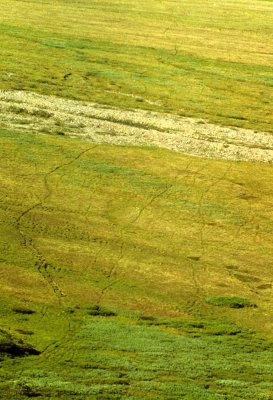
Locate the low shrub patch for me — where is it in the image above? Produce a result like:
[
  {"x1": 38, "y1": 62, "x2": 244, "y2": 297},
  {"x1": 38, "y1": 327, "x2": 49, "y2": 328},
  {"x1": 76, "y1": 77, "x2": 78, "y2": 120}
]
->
[{"x1": 206, "y1": 296, "x2": 256, "y2": 309}]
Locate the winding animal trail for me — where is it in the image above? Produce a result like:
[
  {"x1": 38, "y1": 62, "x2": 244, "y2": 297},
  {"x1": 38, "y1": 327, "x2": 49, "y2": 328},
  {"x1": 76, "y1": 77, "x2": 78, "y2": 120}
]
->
[{"x1": 1, "y1": 90, "x2": 273, "y2": 163}]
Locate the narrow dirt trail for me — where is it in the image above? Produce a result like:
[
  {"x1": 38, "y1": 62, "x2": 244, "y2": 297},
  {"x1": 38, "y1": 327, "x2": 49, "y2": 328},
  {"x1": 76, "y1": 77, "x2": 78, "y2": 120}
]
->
[
  {"x1": 1, "y1": 90, "x2": 273, "y2": 163},
  {"x1": 15, "y1": 145, "x2": 97, "y2": 302}
]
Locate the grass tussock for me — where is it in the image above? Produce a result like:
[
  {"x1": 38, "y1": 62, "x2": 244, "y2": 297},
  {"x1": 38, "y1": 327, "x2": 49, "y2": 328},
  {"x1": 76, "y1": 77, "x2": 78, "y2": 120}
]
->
[{"x1": 206, "y1": 296, "x2": 256, "y2": 309}]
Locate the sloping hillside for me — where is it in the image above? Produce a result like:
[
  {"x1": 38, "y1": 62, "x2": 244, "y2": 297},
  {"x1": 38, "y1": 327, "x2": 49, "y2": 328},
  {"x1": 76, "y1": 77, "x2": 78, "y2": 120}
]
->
[
  {"x1": 0, "y1": 126, "x2": 273, "y2": 398},
  {"x1": 1, "y1": 0, "x2": 273, "y2": 398},
  {"x1": 1, "y1": 0, "x2": 273, "y2": 131}
]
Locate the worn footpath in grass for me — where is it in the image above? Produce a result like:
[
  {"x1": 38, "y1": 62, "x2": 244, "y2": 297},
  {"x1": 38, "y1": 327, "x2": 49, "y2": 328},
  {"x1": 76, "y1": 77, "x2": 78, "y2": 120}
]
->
[
  {"x1": 1, "y1": 0, "x2": 273, "y2": 397},
  {"x1": 0, "y1": 127, "x2": 273, "y2": 398},
  {"x1": 1, "y1": 0, "x2": 273, "y2": 131}
]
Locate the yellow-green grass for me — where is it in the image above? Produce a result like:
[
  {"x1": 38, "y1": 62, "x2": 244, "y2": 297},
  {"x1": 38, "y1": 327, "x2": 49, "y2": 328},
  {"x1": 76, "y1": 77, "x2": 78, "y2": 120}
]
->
[
  {"x1": 1, "y1": 127, "x2": 273, "y2": 398},
  {"x1": 1, "y1": 127, "x2": 273, "y2": 326},
  {"x1": 1, "y1": 0, "x2": 273, "y2": 131},
  {"x1": 1, "y1": 1, "x2": 273, "y2": 397}
]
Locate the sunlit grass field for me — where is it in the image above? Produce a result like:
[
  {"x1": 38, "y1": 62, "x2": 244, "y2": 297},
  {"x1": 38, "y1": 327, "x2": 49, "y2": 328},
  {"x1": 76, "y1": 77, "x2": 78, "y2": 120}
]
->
[
  {"x1": 0, "y1": 127, "x2": 273, "y2": 398},
  {"x1": 1, "y1": 0, "x2": 273, "y2": 131},
  {"x1": 1, "y1": 0, "x2": 273, "y2": 398}
]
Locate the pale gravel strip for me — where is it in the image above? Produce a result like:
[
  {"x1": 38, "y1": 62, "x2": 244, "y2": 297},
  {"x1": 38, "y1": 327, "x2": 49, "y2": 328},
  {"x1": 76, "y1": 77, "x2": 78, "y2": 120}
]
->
[{"x1": 0, "y1": 90, "x2": 272, "y2": 163}]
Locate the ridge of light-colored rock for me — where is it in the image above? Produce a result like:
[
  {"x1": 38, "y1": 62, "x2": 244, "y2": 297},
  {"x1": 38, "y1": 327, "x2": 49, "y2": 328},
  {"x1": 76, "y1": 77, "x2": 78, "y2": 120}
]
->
[{"x1": 0, "y1": 90, "x2": 272, "y2": 163}]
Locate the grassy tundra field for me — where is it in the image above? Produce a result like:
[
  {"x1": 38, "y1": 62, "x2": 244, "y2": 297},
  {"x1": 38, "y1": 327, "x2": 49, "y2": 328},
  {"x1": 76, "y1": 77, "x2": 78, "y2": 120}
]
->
[
  {"x1": 1, "y1": 0, "x2": 273, "y2": 131},
  {"x1": 0, "y1": 0, "x2": 273, "y2": 399}
]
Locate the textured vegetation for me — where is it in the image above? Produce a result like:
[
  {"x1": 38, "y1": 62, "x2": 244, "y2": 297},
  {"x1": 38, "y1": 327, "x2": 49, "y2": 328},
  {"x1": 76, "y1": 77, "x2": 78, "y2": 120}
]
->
[
  {"x1": 0, "y1": 127, "x2": 273, "y2": 398},
  {"x1": 1, "y1": 0, "x2": 273, "y2": 131},
  {"x1": 0, "y1": 0, "x2": 273, "y2": 398}
]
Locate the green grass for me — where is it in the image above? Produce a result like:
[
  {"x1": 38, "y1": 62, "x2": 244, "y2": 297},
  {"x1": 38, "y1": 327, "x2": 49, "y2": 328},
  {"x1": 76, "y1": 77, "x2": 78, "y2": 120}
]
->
[
  {"x1": 206, "y1": 296, "x2": 256, "y2": 309},
  {"x1": 2, "y1": 312, "x2": 273, "y2": 399},
  {"x1": 1, "y1": 0, "x2": 273, "y2": 397},
  {"x1": 1, "y1": 0, "x2": 273, "y2": 131},
  {"x1": 0, "y1": 127, "x2": 273, "y2": 398}
]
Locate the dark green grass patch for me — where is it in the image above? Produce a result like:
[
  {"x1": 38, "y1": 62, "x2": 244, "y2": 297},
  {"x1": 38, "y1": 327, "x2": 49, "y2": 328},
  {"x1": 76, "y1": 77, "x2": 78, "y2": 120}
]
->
[
  {"x1": 2, "y1": 315, "x2": 273, "y2": 399},
  {"x1": 86, "y1": 305, "x2": 117, "y2": 317},
  {"x1": 206, "y1": 297, "x2": 256, "y2": 309}
]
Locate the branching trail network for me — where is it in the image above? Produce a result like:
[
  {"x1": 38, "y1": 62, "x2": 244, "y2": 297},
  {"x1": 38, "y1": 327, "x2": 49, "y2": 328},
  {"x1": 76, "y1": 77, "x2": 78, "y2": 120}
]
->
[{"x1": 15, "y1": 146, "x2": 97, "y2": 303}]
